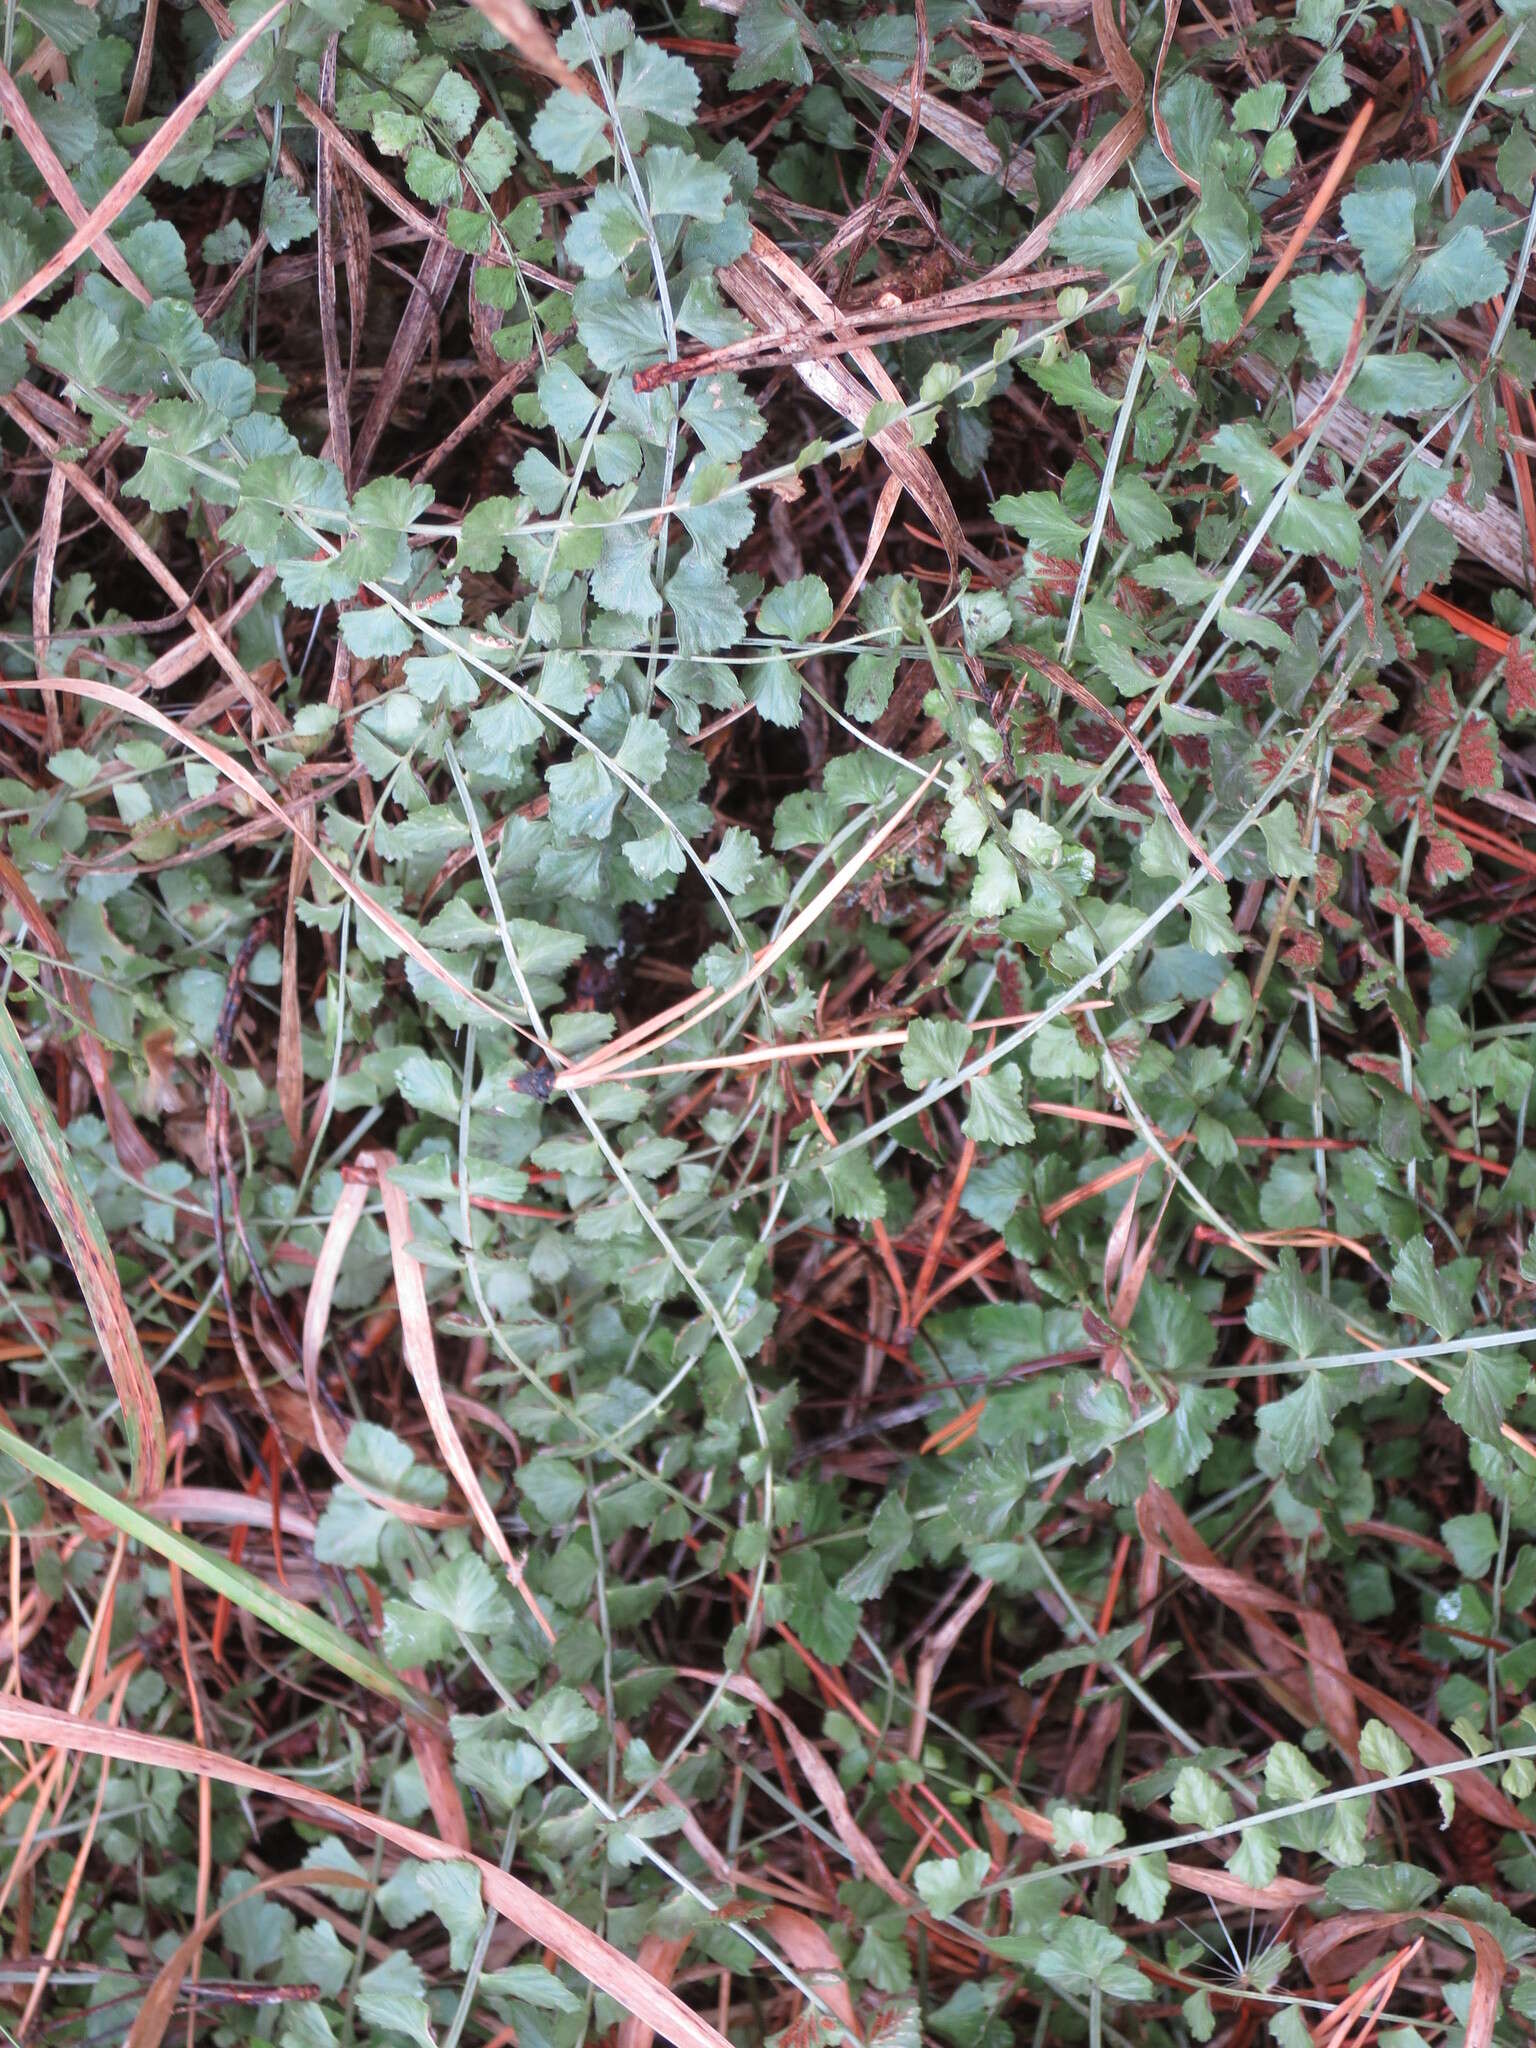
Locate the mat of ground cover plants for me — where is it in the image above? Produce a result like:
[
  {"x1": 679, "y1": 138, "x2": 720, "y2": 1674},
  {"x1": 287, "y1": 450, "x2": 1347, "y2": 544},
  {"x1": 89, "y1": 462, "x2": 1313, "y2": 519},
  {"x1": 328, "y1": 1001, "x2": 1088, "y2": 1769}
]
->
[{"x1": 8, "y1": 0, "x2": 1536, "y2": 2041}]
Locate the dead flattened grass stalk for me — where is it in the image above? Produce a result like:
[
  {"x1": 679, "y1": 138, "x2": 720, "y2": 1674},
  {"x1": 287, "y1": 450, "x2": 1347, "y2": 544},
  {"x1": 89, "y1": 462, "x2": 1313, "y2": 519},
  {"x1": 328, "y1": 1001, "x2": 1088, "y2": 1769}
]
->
[
  {"x1": 0, "y1": 1003, "x2": 166, "y2": 1498},
  {"x1": 0, "y1": 1696, "x2": 740, "y2": 2048},
  {"x1": 0, "y1": 0, "x2": 291, "y2": 327}
]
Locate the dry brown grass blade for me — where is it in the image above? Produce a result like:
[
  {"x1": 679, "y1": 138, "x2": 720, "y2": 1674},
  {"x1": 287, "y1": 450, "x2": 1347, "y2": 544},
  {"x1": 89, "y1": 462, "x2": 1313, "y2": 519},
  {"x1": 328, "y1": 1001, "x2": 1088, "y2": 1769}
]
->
[
  {"x1": 689, "y1": 1669, "x2": 912, "y2": 1905},
  {"x1": 6, "y1": 674, "x2": 521, "y2": 1032},
  {"x1": 907, "y1": 1573, "x2": 993, "y2": 1762},
  {"x1": 720, "y1": 232, "x2": 963, "y2": 569},
  {"x1": 0, "y1": 848, "x2": 158, "y2": 1175},
  {"x1": 127, "y1": 1869, "x2": 371, "y2": 2048},
  {"x1": 908, "y1": 1135, "x2": 976, "y2": 1331},
  {"x1": 0, "y1": 1695, "x2": 737, "y2": 2048},
  {"x1": 1301, "y1": 1915, "x2": 1503, "y2": 2048},
  {"x1": 353, "y1": 224, "x2": 464, "y2": 479},
  {"x1": 162, "y1": 1451, "x2": 211, "y2": 2048},
  {"x1": 1296, "y1": 1609, "x2": 1359, "y2": 1765},
  {"x1": 123, "y1": 0, "x2": 158, "y2": 122},
  {"x1": 300, "y1": 1176, "x2": 466, "y2": 1530},
  {"x1": 277, "y1": 822, "x2": 314, "y2": 1150},
  {"x1": 16, "y1": 1660, "x2": 134, "y2": 2031},
  {"x1": 143, "y1": 569, "x2": 279, "y2": 693},
  {"x1": 1316, "y1": 1938, "x2": 1422, "y2": 2048},
  {"x1": 701, "y1": 0, "x2": 1032, "y2": 195},
  {"x1": 0, "y1": 61, "x2": 152, "y2": 306},
  {"x1": 414, "y1": 326, "x2": 572, "y2": 485},
  {"x1": 617, "y1": 1936, "x2": 695, "y2": 2048},
  {"x1": 1239, "y1": 98, "x2": 1374, "y2": 337},
  {"x1": 0, "y1": 0, "x2": 289, "y2": 325},
  {"x1": 1268, "y1": 290, "x2": 1367, "y2": 461},
  {"x1": 556, "y1": 1007, "x2": 1104, "y2": 1086},
  {"x1": 464, "y1": 0, "x2": 590, "y2": 91},
  {"x1": 1090, "y1": 0, "x2": 1144, "y2": 109},
  {"x1": 1017, "y1": 648, "x2": 1222, "y2": 880},
  {"x1": 961, "y1": 105, "x2": 1145, "y2": 292},
  {"x1": 242, "y1": 1857, "x2": 394, "y2": 1966},
  {"x1": 1138, "y1": 1485, "x2": 1529, "y2": 1830},
  {"x1": 1140, "y1": 1482, "x2": 1357, "y2": 1756},
  {"x1": 850, "y1": 57, "x2": 1029, "y2": 192},
  {"x1": 831, "y1": 473, "x2": 903, "y2": 629},
  {"x1": 404, "y1": 1705, "x2": 473, "y2": 1851},
  {"x1": 0, "y1": 1548, "x2": 128, "y2": 1925},
  {"x1": 2, "y1": 1499, "x2": 51, "y2": 1671},
  {"x1": 0, "y1": 1003, "x2": 166, "y2": 1499},
  {"x1": 1235, "y1": 355, "x2": 1528, "y2": 585},
  {"x1": 632, "y1": 274, "x2": 1078, "y2": 387},
  {"x1": 141, "y1": 1486, "x2": 317, "y2": 1541},
  {"x1": 298, "y1": 85, "x2": 444, "y2": 243},
  {"x1": 315, "y1": 36, "x2": 354, "y2": 492},
  {"x1": 371, "y1": 1151, "x2": 552, "y2": 1641},
  {"x1": 556, "y1": 763, "x2": 941, "y2": 1088},
  {"x1": 335, "y1": 162, "x2": 371, "y2": 393},
  {"x1": 1163, "y1": 1862, "x2": 1320, "y2": 1910},
  {"x1": 1150, "y1": 0, "x2": 1195, "y2": 192},
  {"x1": 554, "y1": 980, "x2": 717, "y2": 1079},
  {"x1": 1334, "y1": 1666, "x2": 1527, "y2": 1831},
  {"x1": 3, "y1": 397, "x2": 289, "y2": 737},
  {"x1": 957, "y1": 0, "x2": 1143, "y2": 297},
  {"x1": 31, "y1": 462, "x2": 65, "y2": 754},
  {"x1": 760, "y1": 1907, "x2": 861, "y2": 2039}
]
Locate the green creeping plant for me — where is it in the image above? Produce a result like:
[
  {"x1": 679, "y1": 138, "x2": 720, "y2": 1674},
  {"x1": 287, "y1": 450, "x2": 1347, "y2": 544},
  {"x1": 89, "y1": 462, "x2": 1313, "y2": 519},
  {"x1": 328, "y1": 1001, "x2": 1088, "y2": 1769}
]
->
[{"x1": 3, "y1": 1, "x2": 1536, "y2": 2044}]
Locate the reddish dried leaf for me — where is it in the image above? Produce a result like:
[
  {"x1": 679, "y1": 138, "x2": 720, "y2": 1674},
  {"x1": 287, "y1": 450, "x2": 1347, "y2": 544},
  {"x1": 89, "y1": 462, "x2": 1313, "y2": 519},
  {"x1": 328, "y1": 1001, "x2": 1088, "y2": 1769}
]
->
[
  {"x1": 1363, "y1": 828, "x2": 1398, "y2": 889},
  {"x1": 1321, "y1": 791, "x2": 1372, "y2": 851},
  {"x1": 1375, "y1": 739, "x2": 1427, "y2": 825},
  {"x1": 1413, "y1": 676, "x2": 1459, "y2": 744},
  {"x1": 1332, "y1": 677, "x2": 1398, "y2": 740},
  {"x1": 1423, "y1": 828, "x2": 1473, "y2": 887},
  {"x1": 1372, "y1": 887, "x2": 1457, "y2": 957},
  {"x1": 1506, "y1": 641, "x2": 1536, "y2": 719},
  {"x1": 1281, "y1": 929, "x2": 1324, "y2": 973},
  {"x1": 1215, "y1": 667, "x2": 1267, "y2": 706},
  {"x1": 1348, "y1": 1051, "x2": 1406, "y2": 1081},
  {"x1": 1014, "y1": 711, "x2": 1062, "y2": 758},
  {"x1": 1459, "y1": 711, "x2": 1503, "y2": 792},
  {"x1": 1252, "y1": 739, "x2": 1292, "y2": 785}
]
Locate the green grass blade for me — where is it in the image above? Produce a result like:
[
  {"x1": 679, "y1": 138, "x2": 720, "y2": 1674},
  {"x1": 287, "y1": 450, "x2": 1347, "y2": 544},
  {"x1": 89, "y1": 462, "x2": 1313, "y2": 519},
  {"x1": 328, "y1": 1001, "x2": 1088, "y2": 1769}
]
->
[{"x1": 0, "y1": 1419, "x2": 440, "y2": 1725}]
